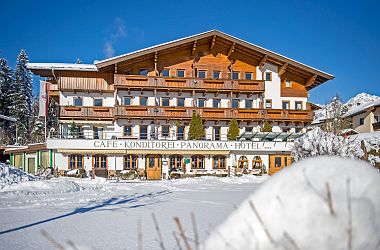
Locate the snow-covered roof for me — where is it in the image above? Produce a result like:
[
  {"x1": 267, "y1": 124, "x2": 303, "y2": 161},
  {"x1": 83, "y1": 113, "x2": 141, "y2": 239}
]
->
[
  {"x1": 351, "y1": 131, "x2": 380, "y2": 141},
  {"x1": 343, "y1": 99, "x2": 380, "y2": 118},
  {"x1": 27, "y1": 63, "x2": 97, "y2": 72}
]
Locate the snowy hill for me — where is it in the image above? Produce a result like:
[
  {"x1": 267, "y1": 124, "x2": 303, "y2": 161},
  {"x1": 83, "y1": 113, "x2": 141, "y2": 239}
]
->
[{"x1": 312, "y1": 93, "x2": 380, "y2": 124}]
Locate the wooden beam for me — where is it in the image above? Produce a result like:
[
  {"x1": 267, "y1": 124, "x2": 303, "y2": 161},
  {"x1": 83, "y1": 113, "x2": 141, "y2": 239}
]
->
[
  {"x1": 154, "y1": 52, "x2": 158, "y2": 76},
  {"x1": 278, "y1": 63, "x2": 288, "y2": 76},
  {"x1": 227, "y1": 42, "x2": 236, "y2": 57},
  {"x1": 114, "y1": 63, "x2": 118, "y2": 74},
  {"x1": 192, "y1": 41, "x2": 197, "y2": 56},
  {"x1": 259, "y1": 55, "x2": 268, "y2": 71},
  {"x1": 305, "y1": 74, "x2": 318, "y2": 87},
  {"x1": 210, "y1": 35, "x2": 216, "y2": 50}
]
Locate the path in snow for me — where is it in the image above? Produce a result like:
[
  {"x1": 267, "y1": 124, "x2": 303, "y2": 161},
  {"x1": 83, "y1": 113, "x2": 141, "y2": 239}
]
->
[{"x1": 0, "y1": 176, "x2": 266, "y2": 250}]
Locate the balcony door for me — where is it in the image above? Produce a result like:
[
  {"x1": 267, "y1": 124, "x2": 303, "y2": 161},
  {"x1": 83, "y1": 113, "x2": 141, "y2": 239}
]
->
[{"x1": 146, "y1": 155, "x2": 162, "y2": 180}]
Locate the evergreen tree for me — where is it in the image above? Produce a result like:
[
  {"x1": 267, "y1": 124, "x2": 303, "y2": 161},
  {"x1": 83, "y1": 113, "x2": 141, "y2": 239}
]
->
[
  {"x1": 0, "y1": 58, "x2": 16, "y2": 144},
  {"x1": 11, "y1": 50, "x2": 33, "y2": 144},
  {"x1": 227, "y1": 118, "x2": 240, "y2": 140},
  {"x1": 69, "y1": 121, "x2": 79, "y2": 138},
  {"x1": 188, "y1": 112, "x2": 205, "y2": 140},
  {"x1": 30, "y1": 98, "x2": 45, "y2": 143},
  {"x1": 262, "y1": 120, "x2": 272, "y2": 132},
  {"x1": 47, "y1": 98, "x2": 59, "y2": 132}
]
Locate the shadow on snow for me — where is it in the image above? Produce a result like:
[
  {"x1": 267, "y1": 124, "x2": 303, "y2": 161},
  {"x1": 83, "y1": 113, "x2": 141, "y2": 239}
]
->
[{"x1": 0, "y1": 189, "x2": 171, "y2": 235}]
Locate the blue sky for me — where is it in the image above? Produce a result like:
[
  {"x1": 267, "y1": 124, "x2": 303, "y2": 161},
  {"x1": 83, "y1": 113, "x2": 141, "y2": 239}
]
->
[{"x1": 1, "y1": 0, "x2": 379, "y2": 104}]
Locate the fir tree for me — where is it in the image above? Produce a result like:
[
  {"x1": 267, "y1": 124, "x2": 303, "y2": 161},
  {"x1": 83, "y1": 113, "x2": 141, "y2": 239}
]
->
[
  {"x1": 188, "y1": 112, "x2": 205, "y2": 140},
  {"x1": 227, "y1": 118, "x2": 240, "y2": 140},
  {"x1": 30, "y1": 98, "x2": 45, "y2": 143},
  {"x1": 47, "y1": 98, "x2": 59, "y2": 132},
  {"x1": 262, "y1": 120, "x2": 272, "y2": 132},
  {"x1": 69, "y1": 121, "x2": 79, "y2": 138},
  {"x1": 0, "y1": 58, "x2": 16, "y2": 144},
  {"x1": 11, "y1": 50, "x2": 33, "y2": 144}
]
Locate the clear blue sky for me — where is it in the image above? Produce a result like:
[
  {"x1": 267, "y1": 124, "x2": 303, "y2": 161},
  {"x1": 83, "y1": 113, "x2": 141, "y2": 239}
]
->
[{"x1": 1, "y1": 0, "x2": 379, "y2": 104}]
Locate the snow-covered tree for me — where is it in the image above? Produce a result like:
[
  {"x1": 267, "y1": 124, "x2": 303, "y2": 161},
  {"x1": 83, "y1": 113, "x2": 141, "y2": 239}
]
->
[
  {"x1": 0, "y1": 58, "x2": 16, "y2": 144},
  {"x1": 10, "y1": 50, "x2": 33, "y2": 144},
  {"x1": 322, "y1": 94, "x2": 350, "y2": 134},
  {"x1": 47, "y1": 98, "x2": 59, "y2": 132},
  {"x1": 292, "y1": 127, "x2": 363, "y2": 161},
  {"x1": 30, "y1": 98, "x2": 45, "y2": 143}
]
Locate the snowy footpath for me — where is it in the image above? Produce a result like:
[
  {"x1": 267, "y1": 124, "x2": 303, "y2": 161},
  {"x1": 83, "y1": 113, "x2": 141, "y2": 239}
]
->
[{"x1": 0, "y1": 174, "x2": 267, "y2": 249}]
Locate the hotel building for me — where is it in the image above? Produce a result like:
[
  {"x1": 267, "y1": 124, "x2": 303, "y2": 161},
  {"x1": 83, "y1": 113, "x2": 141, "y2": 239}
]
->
[{"x1": 16, "y1": 30, "x2": 333, "y2": 179}]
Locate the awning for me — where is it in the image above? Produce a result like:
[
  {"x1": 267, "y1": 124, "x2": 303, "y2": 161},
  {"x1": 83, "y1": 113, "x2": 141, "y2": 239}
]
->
[
  {"x1": 126, "y1": 150, "x2": 230, "y2": 155},
  {"x1": 57, "y1": 149, "x2": 126, "y2": 154}
]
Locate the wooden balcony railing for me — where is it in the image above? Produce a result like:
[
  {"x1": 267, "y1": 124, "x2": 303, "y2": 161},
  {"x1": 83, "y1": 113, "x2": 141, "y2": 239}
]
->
[
  {"x1": 60, "y1": 106, "x2": 114, "y2": 119},
  {"x1": 114, "y1": 75, "x2": 265, "y2": 93},
  {"x1": 115, "y1": 106, "x2": 313, "y2": 122}
]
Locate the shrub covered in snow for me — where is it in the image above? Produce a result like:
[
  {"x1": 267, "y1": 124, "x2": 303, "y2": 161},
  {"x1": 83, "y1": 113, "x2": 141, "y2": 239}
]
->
[
  {"x1": 0, "y1": 162, "x2": 37, "y2": 189},
  {"x1": 292, "y1": 127, "x2": 363, "y2": 161},
  {"x1": 203, "y1": 156, "x2": 380, "y2": 250}
]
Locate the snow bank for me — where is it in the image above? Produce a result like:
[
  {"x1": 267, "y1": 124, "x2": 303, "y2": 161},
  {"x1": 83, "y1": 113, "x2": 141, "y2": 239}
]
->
[
  {"x1": 0, "y1": 163, "x2": 37, "y2": 189},
  {"x1": 203, "y1": 156, "x2": 380, "y2": 250}
]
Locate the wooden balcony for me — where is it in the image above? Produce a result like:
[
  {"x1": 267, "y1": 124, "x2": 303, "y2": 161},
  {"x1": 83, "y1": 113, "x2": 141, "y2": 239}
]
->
[
  {"x1": 60, "y1": 106, "x2": 114, "y2": 120},
  {"x1": 58, "y1": 72, "x2": 114, "y2": 93},
  {"x1": 115, "y1": 106, "x2": 313, "y2": 122},
  {"x1": 114, "y1": 74, "x2": 265, "y2": 93}
]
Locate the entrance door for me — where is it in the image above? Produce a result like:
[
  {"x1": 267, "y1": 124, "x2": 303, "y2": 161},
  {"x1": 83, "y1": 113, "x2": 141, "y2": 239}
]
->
[
  {"x1": 146, "y1": 155, "x2": 162, "y2": 180},
  {"x1": 28, "y1": 158, "x2": 35, "y2": 174},
  {"x1": 269, "y1": 155, "x2": 292, "y2": 175}
]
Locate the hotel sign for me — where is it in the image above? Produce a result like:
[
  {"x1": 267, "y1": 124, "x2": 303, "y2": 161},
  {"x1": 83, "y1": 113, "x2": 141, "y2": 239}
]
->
[{"x1": 47, "y1": 139, "x2": 291, "y2": 152}]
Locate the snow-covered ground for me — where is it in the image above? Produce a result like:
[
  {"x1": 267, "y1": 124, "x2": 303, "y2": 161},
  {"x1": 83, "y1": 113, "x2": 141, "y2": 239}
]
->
[{"x1": 0, "y1": 174, "x2": 267, "y2": 249}]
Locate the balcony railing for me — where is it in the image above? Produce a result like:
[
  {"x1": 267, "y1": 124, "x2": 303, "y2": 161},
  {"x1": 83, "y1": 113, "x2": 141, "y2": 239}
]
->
[
  {"x1": 60, "y1": 106, "x2": 114, "y2": 119},
  {"x1": 115, "y1": 106, "x2": 313, "y2": 121},
  {"x1": 114, "y1": 74, "x2": 265, "y2": 93}
]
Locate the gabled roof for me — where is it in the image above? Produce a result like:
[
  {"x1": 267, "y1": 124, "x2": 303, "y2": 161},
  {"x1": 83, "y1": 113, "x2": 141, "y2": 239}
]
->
[{"x1": 95, "y1": 30, "x2": 334, "y2": 85}]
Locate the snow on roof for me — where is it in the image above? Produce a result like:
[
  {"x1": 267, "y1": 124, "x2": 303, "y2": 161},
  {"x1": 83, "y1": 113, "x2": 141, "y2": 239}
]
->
[
  {"x1": 27, "y1": 63, "x2": 98, "y2": 72},
  {"x1": 343, "y1": 99, "x2": 380, "y2": 118},
  {"x1": 351, "y1": 131, "x2": 380, "y2": 141}
]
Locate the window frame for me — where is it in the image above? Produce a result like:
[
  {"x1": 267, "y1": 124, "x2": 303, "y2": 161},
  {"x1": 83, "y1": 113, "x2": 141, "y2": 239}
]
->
[
  {"x1": 177, "y1": 126, "x2": 185, "y2": 140},
  {"x1": 214, "y1": 127, "x2": 221, "y2": 141},
  {"x1": 245, "y1": 99, "x2": 253, "y2": 109},
  {"x1": 213, "y1": 99, "x2": 221, "y2": 108},
  {"x1": 265, "y1": 99, "x2": 272, "y2": 109},
  {"x1": 161, "y1": 68, "x2": 169, "y2": 77},
  {"x1": 161, "y1": 125, "x2": 170, "y2": 137},
  {"x1": 177, "y1": 98, "x2": 185, "y2": 107},
  {"x1": 265, "y1": 72, "x2": 272, "y2": 81},
  {"x1": 245, "y1": 72, "x2": 253, "y2": 80},
  {"x1": 169, "y1": 155, "x2": 183, "y2": 170},
  {"x1": 74, "y1": 97, "x2": 83, "y2": 107},
  {"x1": 140, "y1": 125, "x2": 148, "y2": 139},
  {"x1": 232, "y1": 71, "x2": 239, "y2": 80},
  {"x1": 93, "y1": 98, "x2": 103, "y2": 107},
  {"x1": 359, "y1": 117, "x2": 365, "y2": 125},
  {"x1": 285, "y1": 79, "x2": 292, "y2": 88},
  {"x1": 123, "y1": 96, "x2": 132, "y2": 106},
  {"x1": 177, "y1": 69, "x2": 185, "y2": 78},
  {"x1": 212, "y1": 155, "x2": 226, "y2": 169},
  {"x1": 197, "y1": 70, "x2": 207, "y2": 79},
  {"x1": 68, "y1": 154, "x2": 83, "y2": 170},
  {"x1": 191, "y1": 155, "x2": 205, "y2": 169},
  {"x1": 232, "y1": 99, "x2": 239, "y2": 109},
  {"x1": 123, "y1": 125, "x2": 132, "y2": 136},
  {"x1": 161, "y1": 97, "x2": 170, "y2": 107},
  {"x1": 139, "y1": 68, "x2": 148, "y2": 76},
  {"x1": 282, "y1": 101, "x2": 290, "y2": 110},
  {"x1": 213, "y1": 70, "x2": 221, "y2": 79},
  {"x1": 93, "y1": 154, "x2": 107, "y2": 169},
  {"x1": 140, "y1": 96, "x2": 148, "y2": 106},
  {"x1": 295, "y1": 101, "x2": 303, "y2": 110},
  {"x1": 198, "y1": 98, "x2": 206, "y2": 108},
  {"x1": 123, "y1": 154, "x2": 138, "y2": 170}
]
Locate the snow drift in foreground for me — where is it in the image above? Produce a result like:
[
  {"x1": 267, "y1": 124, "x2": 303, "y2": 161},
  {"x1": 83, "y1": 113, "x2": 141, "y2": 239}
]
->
[
  {"x1": 203, "y1": 156, "x2": 380, "y2": 250},
  {"x1": 0, "y1": 163, "x2": 37, "y2": 189}
]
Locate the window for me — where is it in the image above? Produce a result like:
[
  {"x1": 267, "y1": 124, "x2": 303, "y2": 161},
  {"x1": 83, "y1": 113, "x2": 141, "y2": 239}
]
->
[
  {"x1": 214, "y1": 127, "x2": 221, "y2": 141},
  {"x1": 213, "y1": 99, "x2": 221, "y2": 108},
  {"x1": 198, "y1": 99, "x2": 205, "y2": 108},
  {"x1": 123, "y1": 125, "x2": 132, "y2": 136},
  {"x1": 359, "y1": 117, "x2": 365, "y2": 125},
  {"x1": 93, "y1": 126, "x2": 103, "y2": 139},
  {"x1": 295, "y1": 101, "x2": 302, "y2": 110},
  {"x1": 177, "y1": 126, "x2": 185, "y2": 140},
  {"x1": 374, "y1": 116, "x2": 379, "y2": 122},
  {"x1": 123, "y1": 97, "x2": 132, "y2": 106},
  {"x1": 162, "y1": 126, "x2": 170, "y2": 137},
  {"x1": 74, "y1": 97, "x2": 82, "y2": 107},
  {"x1": 177, "y1": 98, "x2": 185, "y2": 107},
  {"x1": 265, "y1": 72, "x2": 272, "y2": 81},
  {"x1": 246, "y1": 127, "x2": 253, "y2": 133},
  {"x1": 282, "y1": 101, "x2": 290, "y2": 110},
  {"x1": 245, "y1": 72, "x2": 252, "y2": 80},
  {"x1": 265, "y1": 99, "x2": 272, "y2": 109},
  {"x1": 285, "y1": 79, "x2": 292, "y2": 88},
  {"x1": 140, "y1": 96, "x2": 148, "y2": 106},
  {"x1": 139, "y1": 69, "x2": 148, "y2": 76},
  {"x1": 213, "y1": 71, "x2": 221, "y2": 79},
  {"x1": 246, "y1": 100, "x2": 253, "y2": 109},
  {"x1": 161, "y1": 69, "x2": 169, "y2": 77},
  {"x1": 177, "y1": 69, "x2": 185, "y2": 77},
  {"x1": 295, "y1": 127, "x2": 302, "y2": 133},
  {"x1": 161, "y1": 97, "x2": 170, "y2": 107},
  {"x1": 94, "y1": 98, "x2": 103, "y2": 107},
  {"x1": 140, "y1": 125, "x2": 148, "y2": 139},
  {"x1": 197, "y1": 70, "x2": 206, "y2": 78},
  {"x1": 93, "y1": 155, "x2": 107, "y2": 169},
  {"x1": 232, "y1": 71, "x2": 239, "y2": 80},
  {"x1": 191, "y1": 155, "x2": 205, "y2": 169},
  {"x1": 69, "y1": 155, "x2": 83, "y2": 170},
  {"x1": 274, "y1": 157, "x2": 282, "y2": 167},
  {"x1": 213, "y1": 155, "x2": 226, "y2": 169},
  {"x1": 232, "y1": 99, "x2": 239, "y2": 109},
  {"x1": 124, "y1": 155, "x2": 137, "y2": 170},
  {"x1": 169, "y1": 155, "x2": 183, "y2": 170}
]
